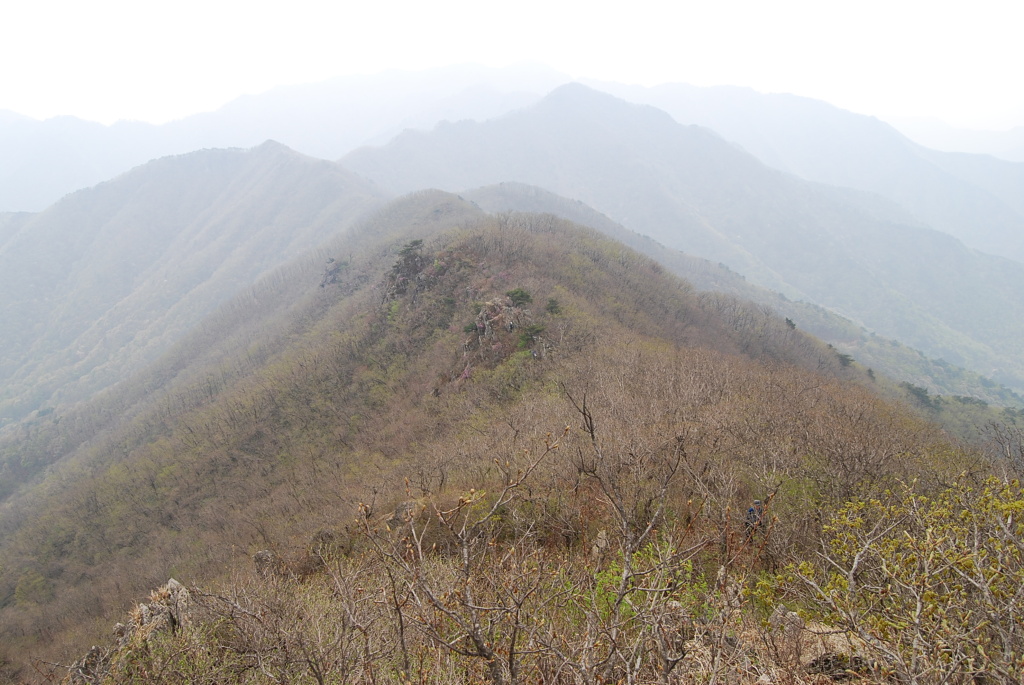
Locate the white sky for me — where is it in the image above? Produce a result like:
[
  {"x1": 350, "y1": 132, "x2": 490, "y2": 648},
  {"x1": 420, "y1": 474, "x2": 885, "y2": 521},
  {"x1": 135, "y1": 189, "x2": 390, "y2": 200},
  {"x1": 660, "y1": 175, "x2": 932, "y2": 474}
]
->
[{"x1": 1, "y1": 0, "x2": 1021, "y2": 130}]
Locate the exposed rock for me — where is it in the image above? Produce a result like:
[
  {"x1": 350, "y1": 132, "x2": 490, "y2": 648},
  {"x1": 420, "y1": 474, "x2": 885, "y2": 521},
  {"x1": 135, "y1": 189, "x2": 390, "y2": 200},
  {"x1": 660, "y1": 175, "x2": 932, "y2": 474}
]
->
[
  {"x1": 768, "y1": 604, "x2": 804, "y2": 637},
  {"x1": 463, "y1": 299, "x2": 534, "y2": 362},
  {"x1": 253, "y1": 549, "x2": 282, "y2": 578},
  {"x1": 66, "y1": 645, "x2": 106, "y2": 684},
  {"x1": 65, "y1": 579, "x2": 191, "y2": 683},
  {"x1": 119, "y1": 578, "x2": 190, "y2": 645},
  {"x1": 807, "y1": 652, "x2": 874, "y2": 681}
]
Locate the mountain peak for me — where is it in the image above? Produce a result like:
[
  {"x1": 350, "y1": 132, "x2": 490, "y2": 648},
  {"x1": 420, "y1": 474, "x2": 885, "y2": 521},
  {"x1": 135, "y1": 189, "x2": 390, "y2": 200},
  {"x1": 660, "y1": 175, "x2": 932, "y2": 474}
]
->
[
  {"x1": 252, "y1": 138, "x2": 297, "y2": 155},
  {"x1": 539, "y1": 82, "x2": 651, "y2": 111},
  {"x1": 528, "y1": 82, "x2": 684, "y2": 137}
]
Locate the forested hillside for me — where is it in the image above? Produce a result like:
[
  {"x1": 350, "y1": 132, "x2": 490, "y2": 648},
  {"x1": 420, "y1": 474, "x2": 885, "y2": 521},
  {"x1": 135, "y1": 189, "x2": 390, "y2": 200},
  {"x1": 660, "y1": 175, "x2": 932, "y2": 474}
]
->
[
  {"x1": 2, "y1": 194, "x2": 1020, "y2": 683},
  {"x1": 463, "y1": 182, "x2": 1024, "y2": 408},
  {"x1": 343, "y1": 84, "x2": 1024, "y2": 392},
  {"x1": 0, "y1": 141, "x2": 382, "y2": 427}
]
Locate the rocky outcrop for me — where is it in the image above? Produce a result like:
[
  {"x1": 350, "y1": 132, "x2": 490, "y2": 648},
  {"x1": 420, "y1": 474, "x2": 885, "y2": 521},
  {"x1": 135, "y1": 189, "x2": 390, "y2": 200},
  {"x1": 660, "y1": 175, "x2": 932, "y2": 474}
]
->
[
  {"x1": 768, "y1": 604, "x2": 804, "y2": 638},
  {"x1": 806, "y1": 652, "x2": 875, "y2": 681},
  {"x1": 253, "y1": 549, "x2": 282, "y2": 578},
  {"x1": 65, "y1": 646, "x2": 106, "y2": 685},
  {"x1": 65, "y1": 578, "x2": 190, "y2": 684}
]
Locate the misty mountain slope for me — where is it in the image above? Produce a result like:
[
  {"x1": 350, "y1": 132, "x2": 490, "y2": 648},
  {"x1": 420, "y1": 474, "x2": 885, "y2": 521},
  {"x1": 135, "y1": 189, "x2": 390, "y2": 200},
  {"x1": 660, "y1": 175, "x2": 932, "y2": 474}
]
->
[
  {"x1": 0, "y1": 111, "x2": 174, "y2": 214},
  {"x1": 0, "y1": 141, "x2": 383, "y2": 425},
  {"x1": 0, "y1": 192, "x2": 485, "y2": 509},
  {"x1": 0, "y1": 212, "x2": 31, "y2": 250},
  {"x1": 1, "y1": 194, "x2": 907, "y2": 671},
  {"x1": 463, "y1": 182, "x2": 1023, "y2": 406},
  {"x1": 344, "y1": 84, "x2": 812, "y2": 280},
  {"x1": 890, "y1": 117, "x2": 1024, "y2": 163},
  {"x1": 0, "y1": 112, "x2": 129, "y2": 211},
  {"x1": 172, "y1": 63, "x2": 565, "y2": 158},
  {"x1": 341, "y1": 84, "x2": 1024, "y2": 390},
  {"x1": 918, "y1": 147, "x2": 1024, "y2": 217},
  {"x1": 589, "y1": 82, "x2": 1024, "y2": 261},
  {"x1": 0, "y1": 65, "x2": 568, "y2": 212}
]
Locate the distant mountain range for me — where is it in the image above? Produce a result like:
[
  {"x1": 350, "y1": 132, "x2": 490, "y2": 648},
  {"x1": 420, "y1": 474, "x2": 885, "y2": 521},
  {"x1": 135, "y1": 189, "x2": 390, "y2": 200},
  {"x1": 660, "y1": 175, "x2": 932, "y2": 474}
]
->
[
  {"x1": 585, "y1": 81, "x2": 1024, "y2": 261},
  {"x1": 5, "y1": 65, "x2": 1022, "y2": 264},
  {"x1": 0, "y1": 64, "x2": 566, "y2": 212},
  {"x1": 343, "y1": 84, "x2": 1024, "y2": 391},
  {"x1": 4, "y1": 76, "x2": 1023, "y2": 429},
  {"x1": 888, "y1": 116, "x2": 1024, "y2": 163}
]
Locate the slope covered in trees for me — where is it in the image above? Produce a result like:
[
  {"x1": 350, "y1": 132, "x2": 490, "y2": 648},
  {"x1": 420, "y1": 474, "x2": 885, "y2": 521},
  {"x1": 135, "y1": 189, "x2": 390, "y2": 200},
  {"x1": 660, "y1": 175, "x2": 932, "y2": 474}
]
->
[
  {"x1": 463, "y1": 182, "x2": 1024, "y2": 408},
  {"x1": 343, "y1": 84, "x2": 1024, "y2": 391},
  {"x1": 3, "y1": 194, "x2": 998, "y2": 682},
  {"x1": 0, "y1": 141, "x2": 382, "y2": 427}
]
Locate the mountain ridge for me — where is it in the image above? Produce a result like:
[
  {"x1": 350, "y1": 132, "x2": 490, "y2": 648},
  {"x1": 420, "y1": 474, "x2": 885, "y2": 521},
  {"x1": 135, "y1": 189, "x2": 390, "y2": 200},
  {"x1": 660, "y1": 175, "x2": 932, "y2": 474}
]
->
[
  {"x1": 0, "y1": 194, "x2": 985, "y2": 680},
  {"x1": 0, "y1": 142, "x2": 383, "y2": 425},
  {"x1": 588, "y1": 81, "x2": 1024, "y2": 261},
  {"x1": 462, "y1": 182, "x2": 1023, "y2": 407},
  {"x1": 0, "y1": 65, "x2": 568, "y2": 212},
  {"x1": 341, "y1": 84, "x2": 1024, "y2": 391}
]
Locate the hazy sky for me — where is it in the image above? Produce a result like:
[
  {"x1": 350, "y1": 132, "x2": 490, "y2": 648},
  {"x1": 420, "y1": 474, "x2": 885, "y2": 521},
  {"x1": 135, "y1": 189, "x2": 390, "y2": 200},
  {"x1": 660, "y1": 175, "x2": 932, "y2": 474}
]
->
[{"x1": 2, "y1": 0, "x2": 1021, "y2": 130}]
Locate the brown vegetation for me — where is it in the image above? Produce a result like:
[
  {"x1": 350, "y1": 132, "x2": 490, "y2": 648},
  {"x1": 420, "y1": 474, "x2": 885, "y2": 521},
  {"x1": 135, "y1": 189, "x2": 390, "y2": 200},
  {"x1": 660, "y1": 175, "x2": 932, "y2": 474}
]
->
[{"x1": 0, "y1": 204, "x2": 1012, "y2": 683}]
